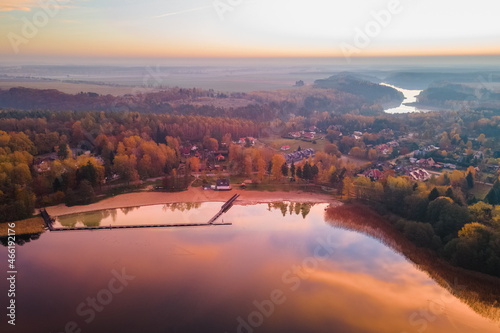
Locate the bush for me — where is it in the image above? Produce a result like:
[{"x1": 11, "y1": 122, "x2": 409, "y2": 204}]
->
[{"x1": 403, "y1": 221, "x2": 442, "y2": 250}]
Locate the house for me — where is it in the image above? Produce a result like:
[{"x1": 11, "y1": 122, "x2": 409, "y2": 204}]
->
[
  {"x1": 215, "y1": 178, "x2": 232, "y2": 191},
  {"x1": 417, "y1": 158, "x2": 435, "y2": 168},
  {"x1": 363, "y1": 168, "x2": 383, "y2": 180},
  {"x1": 433, "y1": 162, "x2": 444, "y2": 170},
  {"x1": 284, "y1": 148, "x2": 315, "y2": 163},
  {"x1": 289, "y1": 132, "x2": 301, "y2": 138},
  {"x1": 409, "y1": 169, "x2": 430, "y2": 181},
  {"x1": 486, "y1": 164, "x2": 500, "y2": 172},
  {"x1": 474, "y1": 151, "x2": 484, "y2": 160},
  {"x1": 302, "y1": 132, "x2": 315, "y2": 140},
  {"x1": 376, "y1": 144, "x2": 391, "y2": 155},
  {"x1": 181, "y1": 147, "x2": 191, "y2": 157},
  {"x1": 34, "y1": 160, "x2": 52, "y2": 173},
  {"x1": 281, "y1": 145, "x2": 290, "y2": 151},
  {"x1": 308, "y1": 126, "x2": 318, "y2": 132},
  {"x1": 238, "y1": 137, "x2": 256, "y2": 146},
  {"x1": 387, "y1": 141, "x2": 399, "y2": 148}
]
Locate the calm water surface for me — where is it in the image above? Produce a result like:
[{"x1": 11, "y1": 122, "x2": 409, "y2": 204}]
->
[
  {"x1": 382, "y1": 83, "x2": 432, "y2": 114},
  {"x1": 2, "y1": 202, "x2": 499, "y2": 333}
]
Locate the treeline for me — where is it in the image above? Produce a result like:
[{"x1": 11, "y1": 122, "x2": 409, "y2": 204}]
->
[
  {"x1": 0, "y1": 85, "x2": 376, "y2": 121},
  {"x1": 314, "y1": 74, "x2": 404, "y2": 105},
  {"x1": 0, "y1": 111, "x2": 259, "y2": 143},
  {"x1": 351, "y1": 172, "x2": 500, "y2": 278},
  {"x1": 0, "y1": 110, "x2": 261, "y2": 222}
]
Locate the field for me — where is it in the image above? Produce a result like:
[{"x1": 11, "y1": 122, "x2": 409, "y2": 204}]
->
[
  {"x1": 0, "y1": 217, "x2": 45, "y2": 237},
  {"x1": 0, "y1": 79, "x2": 135, "y2": 96},
  {"x1": 471, "y1": 182, "x2": 493, "y2": 200},
  {"x1": 259, "y1": 136, "x2": 328, "y2": 153}
]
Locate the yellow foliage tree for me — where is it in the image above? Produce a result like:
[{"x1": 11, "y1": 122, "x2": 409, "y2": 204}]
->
[
  {"x1": 271, "y1": 154, "x2": 286, "y2": 180},
  {"x1": 342, "y1": 176, "x2": 354, "y2": 198}
]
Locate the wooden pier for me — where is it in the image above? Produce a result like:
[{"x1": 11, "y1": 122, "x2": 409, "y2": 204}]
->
[
  {"x1": 49, "y1": 222, "x2": 232, "y2": 231},
  {"x1": 40, "y1": 208, "x2": 55, "y2": 231},
  {"x1": 208, "y1": 194, "x2": 240, "y2": 224},
  {"x1": 40, "y1": 195, "x2": 239, "y2": 232}
]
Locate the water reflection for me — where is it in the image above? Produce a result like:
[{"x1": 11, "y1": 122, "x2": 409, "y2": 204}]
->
[
  {"x1": 267, "y1": 202, "x2": 313, "y2": 218},
  {"x1": 324, "y1": 203, "x2": 500, "y2": 327},
  {"x1": 382, "y1": 83, "x2": 432, "y2": 114},
  {"x1": 162, "y1": 202, "x2": 202, "y2": 212},
  {"x1": 4, "y1": 203, "x2": 500, "y2": 333},
  {"x1": 54, "y1": 202, "x2": 209, "y2": 228},
  {"x1": 0, "y1": 232, "x2": 42, "y2": 246}
]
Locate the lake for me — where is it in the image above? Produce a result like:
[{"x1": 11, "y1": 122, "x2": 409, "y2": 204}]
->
[
  {"x1": 382, "y1": 83, "x2": 433, "y2": 114},
  {"x1": 2, "y1": 202, "x2": 499, "y2": 333}
]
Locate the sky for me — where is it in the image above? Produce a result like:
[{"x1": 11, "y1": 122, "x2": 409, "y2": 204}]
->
[{"x1": 0, "y1": 0, "x2": 499, "y2": 63}]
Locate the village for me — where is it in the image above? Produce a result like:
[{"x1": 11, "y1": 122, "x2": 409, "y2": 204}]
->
[{"x1": 29, "y1": 118, "x2": 499, "y2": 204}]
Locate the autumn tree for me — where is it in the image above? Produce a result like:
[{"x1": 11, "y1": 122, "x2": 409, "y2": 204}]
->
[
  {"x1": 368, "y1": 148, "x2": 378, "y2": 161},
  {"x1": 324, "y1": 143, "x2": 341, "y2": 157},
  {"x1": 244, "y1": 155, "x2": 253, "y2": 177},
  {"x1": 113, "y1": 154, "x2": 139, "y2": 184},
  {"x1": 188, "y1": 157, "x2": 200, "y2": 173},
  {"x1": 221, "y1": 133, "x2": 232, "y2": 148},
  {"x1": 257, "y1": 157, "x2": 266, "y2": 181},
  {"x1": 342, "y1": 176, "x2": 354, "y2": 198},
  {"x1": 271, "y1": 154, "x2": 286, "y2": 180},
  {"x1": 204, "y1": 137, "x2": 219, "y2": 152}
]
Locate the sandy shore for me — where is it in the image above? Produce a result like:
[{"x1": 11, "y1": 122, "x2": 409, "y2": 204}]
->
[{"x1": 44, "y1": 188, "x2": 338, "y2": 217}]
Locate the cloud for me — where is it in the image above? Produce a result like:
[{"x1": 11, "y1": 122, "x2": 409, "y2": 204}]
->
[{"x1": 0, "y1": 0, "x2": 72, "y2": 12}]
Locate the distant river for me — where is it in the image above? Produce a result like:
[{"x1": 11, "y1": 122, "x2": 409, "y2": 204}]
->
[
  {"x1": 2, "y1": 202, "x2": 499, "y2": 333},
  {"x1": 381, "y1": 83, "x2": 432, "y2": 114}
]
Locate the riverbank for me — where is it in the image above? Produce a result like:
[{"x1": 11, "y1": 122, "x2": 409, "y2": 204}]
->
[{"x1": 44, "y1": 188, "x2": 338, "y2": 217}]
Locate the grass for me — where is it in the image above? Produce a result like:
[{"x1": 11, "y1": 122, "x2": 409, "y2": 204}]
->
[
  {"x1": 470, "y1": 183, "x2": 492, "y2": 200},
  {"x1": 260, "y1": 136, "x2": 327, "y2": 153},
  {"x1": 191, "y1": 179, "x2": 204, "y2": 187},
  {"x1": 0, "y1": 216, "x2": 46, "y2": 236}
]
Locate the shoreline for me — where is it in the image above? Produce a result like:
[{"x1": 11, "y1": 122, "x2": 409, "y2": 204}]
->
[
  {"x1": 326, "y1": 203, "x2": 500, "y2": 323},
  {"x1": 44, "y1": 188, "x2": 338, "y2": 217}
]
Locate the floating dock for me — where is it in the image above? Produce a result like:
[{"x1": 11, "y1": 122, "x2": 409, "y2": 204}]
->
[{"x1": 40, "y1": 195, "x2": 239, "y2": 232}]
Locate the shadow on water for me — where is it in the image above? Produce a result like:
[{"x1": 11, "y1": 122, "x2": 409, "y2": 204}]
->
[
  {"x1": 0, "y1": 232, "x2": 43, "y2": 246},
  {"x1": 325, "y1": 203, "x2": 500, "y2": 325}
]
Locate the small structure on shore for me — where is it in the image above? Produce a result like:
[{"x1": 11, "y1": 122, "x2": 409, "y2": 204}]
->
[{"x1": 216, "y1": 178, "x2": 232, "y2": 191}]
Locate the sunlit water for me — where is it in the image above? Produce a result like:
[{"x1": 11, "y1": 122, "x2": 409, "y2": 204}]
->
[
  {"x1": 2, "y1": 203, "x2": 499, "y2": 333},
  {"x1": 382, "y1": 83, "x2": 433, "y2": 114}
]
